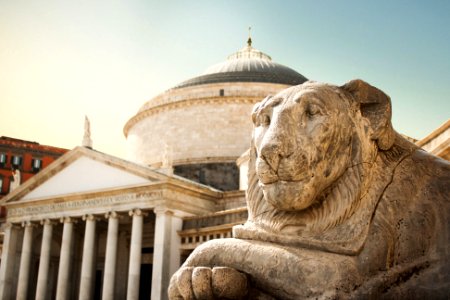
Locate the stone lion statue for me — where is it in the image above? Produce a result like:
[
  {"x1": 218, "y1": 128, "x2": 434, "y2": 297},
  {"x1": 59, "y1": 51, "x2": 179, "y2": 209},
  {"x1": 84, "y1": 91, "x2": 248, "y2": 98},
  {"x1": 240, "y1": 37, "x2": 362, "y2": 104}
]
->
[{"x1": 169, "y1": 80, "x2": 450, "y2": 299}]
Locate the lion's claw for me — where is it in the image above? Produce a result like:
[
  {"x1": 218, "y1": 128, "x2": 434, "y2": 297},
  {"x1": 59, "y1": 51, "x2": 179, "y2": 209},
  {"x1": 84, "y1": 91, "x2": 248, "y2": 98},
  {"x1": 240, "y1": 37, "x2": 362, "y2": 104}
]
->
[{"x1": 169, "y1": 266, "x2": 248, "y2": 300}]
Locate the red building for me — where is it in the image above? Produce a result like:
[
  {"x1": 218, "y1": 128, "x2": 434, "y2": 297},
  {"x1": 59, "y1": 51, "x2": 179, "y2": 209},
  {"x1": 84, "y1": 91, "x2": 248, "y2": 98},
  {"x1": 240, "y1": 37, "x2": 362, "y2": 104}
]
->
[{"x1": 0, "y1": 136, "x2": 68, "y2": 199}]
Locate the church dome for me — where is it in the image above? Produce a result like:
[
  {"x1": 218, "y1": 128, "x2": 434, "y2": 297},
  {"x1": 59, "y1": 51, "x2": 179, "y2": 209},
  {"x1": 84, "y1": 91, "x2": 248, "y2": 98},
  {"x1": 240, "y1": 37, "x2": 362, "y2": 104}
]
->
[
  {"x1": 173, "y1": 40, "x2": 307, "y2": 89},
  {"x1": 124, "y1": 39, "x2": 308, "y2": 190}
]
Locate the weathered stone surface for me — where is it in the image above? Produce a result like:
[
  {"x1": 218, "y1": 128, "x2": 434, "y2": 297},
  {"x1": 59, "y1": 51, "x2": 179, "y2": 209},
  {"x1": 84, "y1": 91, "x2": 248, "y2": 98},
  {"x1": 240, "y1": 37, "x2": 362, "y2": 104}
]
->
[
  {"x1": 169, "y1": 80, "x2": 450, "y2": 299},
  {"x1": 211, "y1": 267, "x2": 248, "y2": 299}
]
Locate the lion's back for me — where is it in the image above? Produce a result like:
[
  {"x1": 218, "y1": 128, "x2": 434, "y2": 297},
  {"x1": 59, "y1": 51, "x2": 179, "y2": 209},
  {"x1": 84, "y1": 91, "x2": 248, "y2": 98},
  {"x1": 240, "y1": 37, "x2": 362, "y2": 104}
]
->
[{"x1": 361, "y1": 148, "x2": 450, "y2": 297}]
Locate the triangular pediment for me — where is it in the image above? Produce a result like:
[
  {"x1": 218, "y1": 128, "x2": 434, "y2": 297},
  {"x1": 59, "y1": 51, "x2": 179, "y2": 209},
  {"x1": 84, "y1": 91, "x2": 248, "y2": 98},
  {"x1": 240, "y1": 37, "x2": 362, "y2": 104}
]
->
[
  {"x1": 2, "y1": 147, "x2": 167, "y2": 203},
  {"x1": 23, "y1": 156, "x2": 151, "y2": 200}
]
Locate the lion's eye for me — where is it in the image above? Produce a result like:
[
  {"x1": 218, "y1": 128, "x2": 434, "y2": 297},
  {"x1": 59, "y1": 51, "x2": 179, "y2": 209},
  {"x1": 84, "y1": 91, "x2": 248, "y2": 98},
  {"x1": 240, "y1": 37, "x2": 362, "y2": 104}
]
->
[
  {"x1": 306, "y1": 104, "x2": 322, "y2": 117},
  {"x1": 258, "y1": 114, "x2": 271, "y2": 126}
]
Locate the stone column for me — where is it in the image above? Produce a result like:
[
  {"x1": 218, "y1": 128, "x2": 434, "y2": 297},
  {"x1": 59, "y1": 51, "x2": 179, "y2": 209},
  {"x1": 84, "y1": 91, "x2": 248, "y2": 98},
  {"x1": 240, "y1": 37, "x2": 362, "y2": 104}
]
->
[
  {"x1": 127, "y1": 209, "x2": 146, "y2": 300},
  {"x1": 56, "y1": 217, "x2": 75, "y2": 300},
  {"x1": 35, "y1": 219, "x2": 54, "y2": 300},
  {"x1": 0, "y1": 223, "x2": 20, "y2": 300},
  {"x1": 102, "y1": 211, "x2": 120, "y2": 300},
  {"x1": 79, "y1": 214, "x2": 97, "y2": 300},
  {"x1": 16, "y1": 221, "x2": 35, "y2": 300},
  {"x1": 151, "y1": 207, "x2": 182, "y2": 300}
]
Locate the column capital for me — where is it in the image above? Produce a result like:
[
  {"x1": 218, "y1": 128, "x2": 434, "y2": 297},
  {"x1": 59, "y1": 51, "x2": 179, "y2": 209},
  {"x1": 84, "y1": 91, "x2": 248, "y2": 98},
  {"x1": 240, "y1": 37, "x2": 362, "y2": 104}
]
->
[
  {"x1": 129, "y1": 208, "x2": 148, "y2": 217},
  {"x1": 60, "y1": 216, "x2": 77, "y2": 224},
  {"x1": 40, "y1": 219, "x2": 55, "y2": 226},
  {"x1": 153, "y1": 206, "x2": 174, "y2": 216},
  {"x1": 105, "y1": 211, "x2": 121, "y2": 219},
  {"x1": 82, "y1": 214, "x2": 98, "y2": 221},
  {"x1": 21, "y1": 220, "x2": 37, "y2": 228}
]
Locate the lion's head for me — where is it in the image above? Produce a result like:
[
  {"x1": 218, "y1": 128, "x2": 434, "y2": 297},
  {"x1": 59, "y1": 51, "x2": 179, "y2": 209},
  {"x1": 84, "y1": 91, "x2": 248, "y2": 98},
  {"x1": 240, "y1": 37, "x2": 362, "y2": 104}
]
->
[{"x1": 236, "y1": 80, "x2": 402, "y2": 251}]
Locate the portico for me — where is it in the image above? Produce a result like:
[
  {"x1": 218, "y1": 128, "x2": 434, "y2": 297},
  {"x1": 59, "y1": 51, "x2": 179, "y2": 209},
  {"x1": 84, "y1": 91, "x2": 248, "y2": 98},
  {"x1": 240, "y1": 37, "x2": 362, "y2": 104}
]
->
[{"x1": 0, "y1": 147, "x2": 220, "y2": 299}]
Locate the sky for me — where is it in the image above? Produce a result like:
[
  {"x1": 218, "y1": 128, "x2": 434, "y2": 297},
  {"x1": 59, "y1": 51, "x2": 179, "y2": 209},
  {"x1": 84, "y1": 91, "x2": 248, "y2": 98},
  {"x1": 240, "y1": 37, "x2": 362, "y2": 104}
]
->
[{"x1": 1, "y1": 0, "x2": 449, "y2": 159}]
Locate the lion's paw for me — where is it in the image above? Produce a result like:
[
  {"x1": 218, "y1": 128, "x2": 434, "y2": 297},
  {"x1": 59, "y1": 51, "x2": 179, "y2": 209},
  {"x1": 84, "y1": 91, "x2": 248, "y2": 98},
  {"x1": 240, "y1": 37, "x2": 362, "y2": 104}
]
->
[{"x1": 168, "y1": 266, "x2": 248, "y2": 300}]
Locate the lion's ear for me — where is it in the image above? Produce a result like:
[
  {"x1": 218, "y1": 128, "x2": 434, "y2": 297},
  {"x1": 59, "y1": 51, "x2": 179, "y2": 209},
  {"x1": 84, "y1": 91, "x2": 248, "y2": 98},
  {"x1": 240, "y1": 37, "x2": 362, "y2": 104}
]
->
[{"x1": 341, "y1": 79, "x2": 395, "y2": 150}]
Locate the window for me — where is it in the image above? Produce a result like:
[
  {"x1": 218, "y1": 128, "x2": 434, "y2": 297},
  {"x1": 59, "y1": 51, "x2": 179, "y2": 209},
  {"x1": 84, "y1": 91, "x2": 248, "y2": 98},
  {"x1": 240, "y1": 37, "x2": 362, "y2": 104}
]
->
[
  {"x1": 11, "y1": 155, "x2": 22, "y2": 168},
  {"x1": 219, "y1": 89, "x2": 225, "y2": 96},
  {"x1": 0, "y1": 153, "x2": 6, "y2": 167},
  {"x1": 31, "y1": 158, "x2": 42, "y2": 172}
]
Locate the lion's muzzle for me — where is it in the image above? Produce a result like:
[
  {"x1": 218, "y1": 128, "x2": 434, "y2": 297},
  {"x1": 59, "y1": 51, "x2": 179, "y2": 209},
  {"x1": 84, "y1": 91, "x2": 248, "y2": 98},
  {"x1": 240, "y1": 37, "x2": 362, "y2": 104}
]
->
[{"x1": 256, "y1": 142, "x2": 310, "y2": 184}]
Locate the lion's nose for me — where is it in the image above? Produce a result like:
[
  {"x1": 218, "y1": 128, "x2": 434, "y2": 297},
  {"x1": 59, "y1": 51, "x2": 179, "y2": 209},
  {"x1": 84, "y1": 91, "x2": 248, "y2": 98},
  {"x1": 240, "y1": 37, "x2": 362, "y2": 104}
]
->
[
  {"x1": 260, "y1": 143, "x2": 281, "y2": 171},
  {"x1": 260, "y1": 141, "x2": 293, "y2": 172}
]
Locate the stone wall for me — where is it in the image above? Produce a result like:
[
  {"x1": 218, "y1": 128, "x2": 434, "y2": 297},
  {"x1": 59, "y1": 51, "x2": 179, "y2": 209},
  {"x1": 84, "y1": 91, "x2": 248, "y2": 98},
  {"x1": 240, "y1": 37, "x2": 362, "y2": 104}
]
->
[{"x1": 126, "y1": 100, "x2": 255, "y2": 166}]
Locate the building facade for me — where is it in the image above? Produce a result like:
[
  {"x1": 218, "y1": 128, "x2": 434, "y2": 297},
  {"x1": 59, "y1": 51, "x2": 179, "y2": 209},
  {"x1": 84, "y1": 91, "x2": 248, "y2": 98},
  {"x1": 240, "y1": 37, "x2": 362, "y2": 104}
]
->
[{"x1": 0, "y1": 147, "x2": 232, "y2": 299}]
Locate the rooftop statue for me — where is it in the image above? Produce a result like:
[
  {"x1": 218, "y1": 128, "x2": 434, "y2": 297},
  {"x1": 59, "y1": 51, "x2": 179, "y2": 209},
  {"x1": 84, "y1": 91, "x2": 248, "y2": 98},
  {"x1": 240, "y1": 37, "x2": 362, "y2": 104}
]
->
[
  {"x1": 10, "y1": 169, "x2": 21, "y2": 191},
  {"x1": 169, "y1": 80, "x2": 450, "y2": 299},
  {"x1": 82, "y1": 115, "x2": 93, "y2": 148},
  {"x1": 160, "y1": 142, "x2": 174, "y2": 176},
  {"x1": 162, "y1": 143, "x2": 173, "y2": 169}
]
